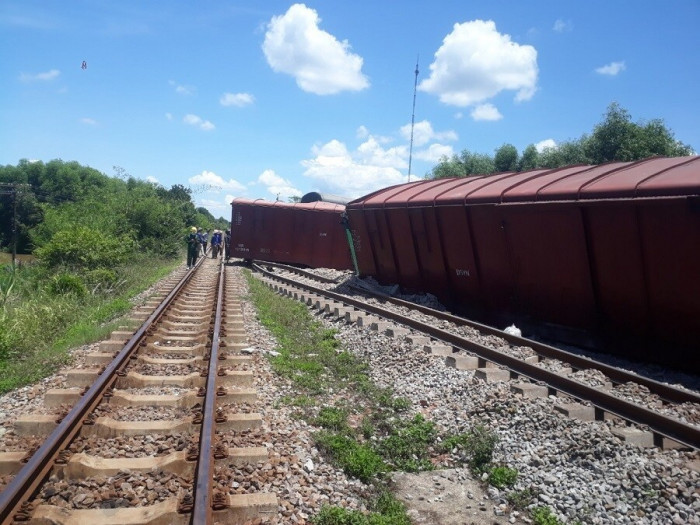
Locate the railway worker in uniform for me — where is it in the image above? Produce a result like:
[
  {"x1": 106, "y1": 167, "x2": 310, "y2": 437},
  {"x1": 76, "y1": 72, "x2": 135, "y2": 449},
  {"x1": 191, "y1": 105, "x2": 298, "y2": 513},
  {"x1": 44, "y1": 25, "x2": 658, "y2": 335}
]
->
[
  {"x1": 186, "y1": 226, "x2": 200, "y2": 269},
  {"x1": 210, "y1": 229, "x2": 222, "y2": 258},
  {"x1": 224, "y1": 229, "x2": 231, "y2": 263},
  {"x1": 200, "y1": 229, "x2": 209, "y2": 255}
]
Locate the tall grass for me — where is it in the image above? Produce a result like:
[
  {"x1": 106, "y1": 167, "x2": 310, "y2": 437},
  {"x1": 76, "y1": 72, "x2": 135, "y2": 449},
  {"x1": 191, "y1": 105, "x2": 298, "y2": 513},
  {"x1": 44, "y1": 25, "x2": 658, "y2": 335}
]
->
[{"x1": 0, "y1": 256, "x2": 180, "y2": 394}]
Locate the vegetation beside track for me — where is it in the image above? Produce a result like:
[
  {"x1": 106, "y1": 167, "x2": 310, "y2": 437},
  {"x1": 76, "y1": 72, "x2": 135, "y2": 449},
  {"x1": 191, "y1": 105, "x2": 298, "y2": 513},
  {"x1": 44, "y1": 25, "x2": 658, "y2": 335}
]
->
[
  {"x1": 0, "y1": 257, "x2": 180, "y2": 393},
  {"x1": 246, "y1": 272, "x2": 566, "y2": 524},
  {"x1": 0, "y1": 159, "x2": 231, "y2": 394}
]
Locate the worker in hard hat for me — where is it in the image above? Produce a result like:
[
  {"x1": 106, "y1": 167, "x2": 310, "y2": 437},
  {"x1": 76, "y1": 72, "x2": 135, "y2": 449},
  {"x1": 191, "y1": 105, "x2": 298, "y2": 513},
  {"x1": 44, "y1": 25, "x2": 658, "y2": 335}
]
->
[{"x1": 186, "y1": 226, "x2": 200, "y2": 269}]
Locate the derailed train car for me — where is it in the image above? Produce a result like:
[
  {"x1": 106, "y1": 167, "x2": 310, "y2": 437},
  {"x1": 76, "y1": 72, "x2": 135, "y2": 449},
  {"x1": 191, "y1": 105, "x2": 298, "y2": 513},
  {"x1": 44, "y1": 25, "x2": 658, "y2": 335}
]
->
[
  {"x1": 345, "y1": 156, "x2": 700, "y2": 369},
  {"x1": 230, "y1": 198, "x2": 353, "y2": 270}
]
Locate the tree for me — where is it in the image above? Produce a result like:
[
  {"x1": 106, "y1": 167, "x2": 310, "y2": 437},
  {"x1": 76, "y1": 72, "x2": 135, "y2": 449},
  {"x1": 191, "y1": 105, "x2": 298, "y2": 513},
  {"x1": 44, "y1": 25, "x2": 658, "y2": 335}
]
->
[
  {"x1": 494, "y1": 144, "x2": 519, "y2": 172},
  {"x1": 585, "y1": 102, "x2": 693, "y2": 163},
  {"x1": 517, "y1": 145, "x2": 539, "y2": 172}
]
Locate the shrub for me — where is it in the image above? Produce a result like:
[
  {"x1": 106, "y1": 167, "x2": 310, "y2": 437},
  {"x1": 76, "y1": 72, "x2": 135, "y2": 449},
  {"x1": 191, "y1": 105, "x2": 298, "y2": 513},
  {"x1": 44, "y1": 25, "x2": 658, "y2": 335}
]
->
[
  {"x1": 47, "y1": 273, "x2": 87, "y2": 298},
  {"x1": 488, "y1": 465, "x2": 518, "y2": 488},
  {"x1": 35, "y1": 227, "x2": 136, "y2": 270}
]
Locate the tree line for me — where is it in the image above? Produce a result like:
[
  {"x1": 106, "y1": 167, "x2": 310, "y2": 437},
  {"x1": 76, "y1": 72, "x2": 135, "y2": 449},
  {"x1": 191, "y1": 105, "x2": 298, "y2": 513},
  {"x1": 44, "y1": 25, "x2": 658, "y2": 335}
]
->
[
  {"x1": 0, "y1": 160, "x2": 229, "y2": 260},
  {"x1": 429, "y1": 102, "x2": 694, "y2": 179}
]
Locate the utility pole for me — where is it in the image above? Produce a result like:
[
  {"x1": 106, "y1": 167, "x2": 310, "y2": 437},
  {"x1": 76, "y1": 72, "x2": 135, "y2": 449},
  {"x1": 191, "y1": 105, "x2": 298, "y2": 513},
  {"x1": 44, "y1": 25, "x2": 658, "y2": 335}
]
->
[
  {"x1": 0, "y1": 183, "x2": 30, "y2": 268},
  {"x1": 408, "y1": 56, "x2": 419, "y2": 183}
]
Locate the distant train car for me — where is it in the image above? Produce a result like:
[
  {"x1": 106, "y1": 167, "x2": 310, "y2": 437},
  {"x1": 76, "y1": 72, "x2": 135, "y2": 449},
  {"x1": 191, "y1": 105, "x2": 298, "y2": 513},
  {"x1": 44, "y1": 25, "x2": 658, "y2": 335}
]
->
[
  {"x1": 230, "y1": 198, "x2": 353, "y2": 270},
  {"x1": 346, "y1": 156, "x2": 700, "y2": 369}
]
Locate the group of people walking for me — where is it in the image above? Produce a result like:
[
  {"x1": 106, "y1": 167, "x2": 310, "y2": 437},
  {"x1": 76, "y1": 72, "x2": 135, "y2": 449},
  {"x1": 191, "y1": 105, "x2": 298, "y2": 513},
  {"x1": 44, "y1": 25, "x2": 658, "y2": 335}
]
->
[{"x1": 186, "y1": 227, "x2": 231, "y2": 269}]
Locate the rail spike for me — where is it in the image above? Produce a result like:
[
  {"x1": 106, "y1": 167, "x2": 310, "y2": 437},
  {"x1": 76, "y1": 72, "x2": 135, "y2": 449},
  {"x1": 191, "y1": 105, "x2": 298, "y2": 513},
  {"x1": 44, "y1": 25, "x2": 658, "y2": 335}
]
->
[{"x1": 212, "y1": 490, "x2": 228, "y2": 510}]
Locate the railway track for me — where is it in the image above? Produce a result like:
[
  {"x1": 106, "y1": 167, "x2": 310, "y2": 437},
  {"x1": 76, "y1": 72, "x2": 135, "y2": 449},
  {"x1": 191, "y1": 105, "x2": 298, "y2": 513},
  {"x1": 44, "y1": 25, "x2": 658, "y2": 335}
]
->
[
  {"x1": 253, "y1": 262, "x2": 700, "y2": 451},
  {"x1": 0, "y1": 258, "x2": 277, "y2": 525}
]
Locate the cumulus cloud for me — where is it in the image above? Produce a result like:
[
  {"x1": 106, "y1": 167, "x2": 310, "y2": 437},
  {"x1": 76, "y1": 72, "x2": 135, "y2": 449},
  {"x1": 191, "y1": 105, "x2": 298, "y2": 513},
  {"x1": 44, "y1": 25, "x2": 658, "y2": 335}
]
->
[
  {"x1": 262, "y1": 3, "x2": 369, "y2": 95},
  {"x1": 302, "y1": 138, "x2": 407, "y2": 198},
  {"x1": 553, "y1": 19, "x2": 573, "y2": 32},
  {"x1": 399, "y1": 120, "x2": 457, "y2": 147},
  {"x1": 20, "y1": 69, "x2": 60, "y2": 82},
  {"x1": 595, "y1": 61, "x2": 626, "y2": 76},
  {"x1": 189, "y1": 170, "x2": 245, "y2": 192},
  {"x1": 220, "y1": 92, "x2": 255, "y2": 107},
  {"x1": 257, "y1": 169, "x2": 302, "y2": 200},
  {"x1": 419, "y1": 20, "x2": 538, "y2": 107},
  {"x1": 146, "y1": 176, "x2": 159, "y2": 184},
  {"x1": 169, "y1": 80, "x2": 195, "y2": 95},
  {"x1": 414, "y1": 143, "x2": 454, "y2": 163},
  {"x1": 80, "y1": 117, "x2": 98, "y2": 126},
  {"x1": 470, "y1": 103, "x2": 503, "y2": 121},
  {"x1": 183, "y1": 114, "x2": 215, "y2": 131},
  {"x1": 535, "y1": 139, "x2": 557, "y2": 152}
]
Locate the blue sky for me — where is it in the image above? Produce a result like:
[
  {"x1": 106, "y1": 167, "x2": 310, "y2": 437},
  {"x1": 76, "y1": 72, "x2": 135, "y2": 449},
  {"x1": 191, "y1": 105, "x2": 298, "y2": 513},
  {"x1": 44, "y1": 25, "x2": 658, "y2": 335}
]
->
[{"x1": 1, "y1": 1, "x2": 698, "y2": 219}]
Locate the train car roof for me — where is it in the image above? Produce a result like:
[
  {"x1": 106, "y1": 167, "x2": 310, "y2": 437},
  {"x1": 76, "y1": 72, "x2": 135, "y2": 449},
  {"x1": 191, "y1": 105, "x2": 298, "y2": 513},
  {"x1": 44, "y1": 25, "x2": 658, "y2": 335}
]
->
[
  {"x1": 231, "y1": 197, "x2": 346, "y2": 212},
  {"x1": 346, "y1": 156, "x2": 700, "y2": 207}
]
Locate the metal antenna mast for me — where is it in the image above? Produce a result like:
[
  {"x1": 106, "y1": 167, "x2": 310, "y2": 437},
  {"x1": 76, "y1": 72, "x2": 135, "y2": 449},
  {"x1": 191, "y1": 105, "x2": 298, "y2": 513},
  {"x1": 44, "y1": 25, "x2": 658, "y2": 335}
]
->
[{"x1": 408, "y1": 56, "x2": 419, "y2": 183}]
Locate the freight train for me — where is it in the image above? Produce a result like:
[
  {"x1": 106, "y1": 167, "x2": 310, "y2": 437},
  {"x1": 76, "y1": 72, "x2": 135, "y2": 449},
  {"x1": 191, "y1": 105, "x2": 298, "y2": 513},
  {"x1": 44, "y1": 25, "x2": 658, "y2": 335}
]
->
[{"x1": 231, "y1": 156, "x2": 700, "y2": 371}]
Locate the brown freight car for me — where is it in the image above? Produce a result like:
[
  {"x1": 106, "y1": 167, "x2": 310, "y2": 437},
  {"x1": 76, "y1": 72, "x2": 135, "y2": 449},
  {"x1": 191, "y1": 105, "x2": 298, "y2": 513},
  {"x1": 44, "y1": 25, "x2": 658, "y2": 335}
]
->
[
  {"x1": 230, "y1": 198, "x2": 354, "y2": 271},
  {"x1": 345, "y1": 156, "x2": 700, "y2": 370}
]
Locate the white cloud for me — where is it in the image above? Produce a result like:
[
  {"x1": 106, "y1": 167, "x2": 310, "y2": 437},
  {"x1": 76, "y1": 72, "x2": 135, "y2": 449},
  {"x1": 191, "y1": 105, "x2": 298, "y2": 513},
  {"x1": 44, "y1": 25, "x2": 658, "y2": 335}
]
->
[
  {"x1": 80, "y1": 117, "x2": 98, "y2": 126},
  {"x1": 146, "y1": 176, "x2": 159, "y2": 184},
  {"x1": 595, "y1": 61, "x2": 626, "y2": 76},
  {"x1": 553, "y1": 19, "x2": 573, "y2": 33},
  {"x1": 470, "y1": 103, "x2": 503, "y2": 121},
  {"x1": 535, "y1": 139, "x2": 557, "y2": 152},
  {"x1": 183, "y1": 114, "x2": 215, "y2": 131},
  {"x1": 197, "y1": 198, "x2": 233, "y2": 219},
  {"x1": 302, "y1": 138, "x2": 406, "y2": 198},
  {"x1": 257, "y1": 169, "x2": 302, "y2": 200},
  {"x1": 454, "y1": 112, "x2": 464, "y2": 120},
  {"x1": 189, "y1": 170, "x2": 245, "y2": 192},
  {"x1": 220, "y1": 92, "x2": 255, "y2": 107},
  {"x1": 169, "y1": 80, "x2": 195, "y2": 95},
  {"x1": 262, "y1": 3, "x2": 369, "y2": 95},
  {"x1": 165, "y1": 112, "x2": 173, "y2": 120},
  {"x1": 419, "y1": 20, "x2": 538, "y2": 107},
  {"x1": 20, "y1": 69, "x2": 60, "y2": 82},
  {"x1": 414, "y1": 143, "x2": 454, "y2": 163},
  {"x1": 399, "y1": 120, "x2": 457, "y2": 147},
  {"x1": 356, "y1": 125, "x2": 370, "y2": 139}
]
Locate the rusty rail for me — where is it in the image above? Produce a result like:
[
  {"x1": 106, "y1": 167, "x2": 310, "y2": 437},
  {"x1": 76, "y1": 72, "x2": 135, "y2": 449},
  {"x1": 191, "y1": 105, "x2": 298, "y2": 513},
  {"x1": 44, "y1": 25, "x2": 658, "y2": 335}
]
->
[
  {"x1": 192, "y1": 261, "x2": 225, "y2": 525},
  {"x1": 258, "y1": 261, "x2": 700, "y2": 405},
  {"x1": 256, "y1": 265, "x2": 700, "y2": 450}
]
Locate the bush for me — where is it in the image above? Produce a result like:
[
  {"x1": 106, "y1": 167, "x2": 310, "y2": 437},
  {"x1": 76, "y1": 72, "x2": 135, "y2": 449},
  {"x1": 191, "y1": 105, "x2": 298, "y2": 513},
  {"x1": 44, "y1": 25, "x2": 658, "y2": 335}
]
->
[
  {"x1": 35, "y1": 227, "x2": 136, "y2": 270},
  {"x1": 47, "y1": 273, "x2": 87, "y2": 297}
]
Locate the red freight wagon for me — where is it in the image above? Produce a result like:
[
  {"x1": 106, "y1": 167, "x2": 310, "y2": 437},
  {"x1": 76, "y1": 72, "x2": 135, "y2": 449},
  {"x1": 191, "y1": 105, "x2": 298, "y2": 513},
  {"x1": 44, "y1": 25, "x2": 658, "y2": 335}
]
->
[
  {"x1": 230, "y1": 198, "x2": 353, "y2": 270},
  {"x1": 346, "y1": 156, "x2": 700, "y2": 369}
]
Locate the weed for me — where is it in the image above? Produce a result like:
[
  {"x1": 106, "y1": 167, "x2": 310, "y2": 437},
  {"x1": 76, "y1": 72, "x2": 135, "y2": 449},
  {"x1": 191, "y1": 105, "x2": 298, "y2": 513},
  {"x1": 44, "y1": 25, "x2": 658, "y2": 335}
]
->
[
  {"x1": 488, "y1": 465, "x2": 518, "y2": 488},
  {"x1": 312, "y1": 491, "x2": 410, "y2": 524},
  {"x1": 316, "y1": 406, "x2": 350, "y2": 432},
  {"x1": 378, "y1": 414, "x2": 437, "y2": 472},
  {"x1": 439, "y1": 425, "x2": 499, "y2": 472},
  {"x1": 532, "y1": 506, "x2": 563, "y2": 525},
  {"x1": 315, "y1": 431, "x2": 385, "y2": 483},
  {"x1": 506, "y1": 486, "x2": 539, "y2": 510}
]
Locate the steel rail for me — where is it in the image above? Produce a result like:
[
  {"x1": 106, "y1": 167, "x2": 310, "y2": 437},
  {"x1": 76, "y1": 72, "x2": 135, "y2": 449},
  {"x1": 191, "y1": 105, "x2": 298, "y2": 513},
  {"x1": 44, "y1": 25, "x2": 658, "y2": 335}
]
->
[
  {"x1": 192, "y1": 261, "x2": 225, "y2": 525},
  {"x1": 258, "y1": 260, "x2": 700, "y2": 406},
  {"x1": 0, "y1": 261, "x2": 201, "y2": 525},
  {"x1": 256, "y1": 266, "x2": 700, "y2": 450}
]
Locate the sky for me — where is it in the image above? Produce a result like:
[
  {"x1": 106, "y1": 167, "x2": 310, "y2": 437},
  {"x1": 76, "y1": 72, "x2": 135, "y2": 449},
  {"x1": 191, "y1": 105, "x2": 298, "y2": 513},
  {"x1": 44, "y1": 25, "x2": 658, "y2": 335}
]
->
[{"x1": 1, "y1": 1, "x2": 699, "y2": 219}]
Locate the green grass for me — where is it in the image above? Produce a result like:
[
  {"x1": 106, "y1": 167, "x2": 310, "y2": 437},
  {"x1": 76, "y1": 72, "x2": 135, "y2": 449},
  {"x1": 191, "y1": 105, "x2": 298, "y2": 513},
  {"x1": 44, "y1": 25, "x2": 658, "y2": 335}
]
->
[{"x1": 0, "y1": 256, "x2": 181, "y2": 394}]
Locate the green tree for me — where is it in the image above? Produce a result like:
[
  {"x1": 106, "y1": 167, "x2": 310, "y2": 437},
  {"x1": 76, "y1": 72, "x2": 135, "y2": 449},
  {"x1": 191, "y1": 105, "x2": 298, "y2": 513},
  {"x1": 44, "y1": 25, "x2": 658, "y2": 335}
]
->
[
  {"x1": 494, "y1": 144, "x2": 519, "y2": 172},
  {"x1": 517, "y1": 144, "x2": 539, "y2": 172},
  {"x1": 585, "y1": 102, "x2": 693, "y2": 163}
]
